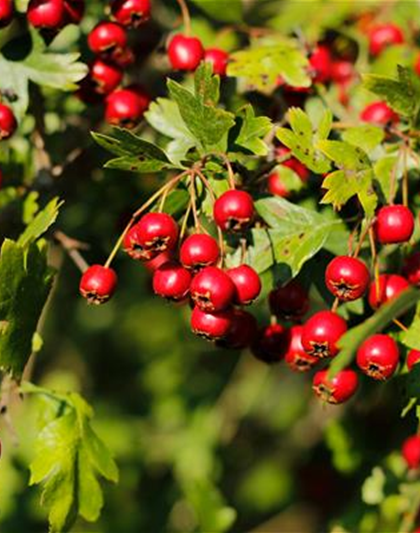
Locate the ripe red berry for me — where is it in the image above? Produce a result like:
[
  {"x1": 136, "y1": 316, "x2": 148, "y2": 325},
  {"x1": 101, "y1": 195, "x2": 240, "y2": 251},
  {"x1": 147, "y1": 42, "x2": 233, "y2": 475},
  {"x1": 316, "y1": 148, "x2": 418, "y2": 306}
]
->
[
  {"x1": 309, "y1": 45, "x2": 332, "y2": 83},
  {"x1": 403, "y1": 252, "x2": 420, "y2": 286},
  {"x1": 111, "y1": 0, "x2": 150, "y2": 27},
  {"x1": 143, "y1": 250, "x2": 173, "y2": 272},
  {"x1": 190, "y1": 266, "x2": 235, "y2": 312},
  {"x1": 402, "y1": 435, "x2": 420, "y2": 469},
  {"x1": 204, "y1": 48, "x2": 229, "y2": 76},
  {"x1": 88, "y1": 22, "x2": 128, "y2": 55},
  {"x1": 123, "y1": 213, "x2": 178, "y2": 260},
  {"x1": 269, "y1": 279, "x2": 309, "y2": 321},
  {"x1": 27, "y1": 0, "x2": 65, "y2": 29},
  {"x1": 330, "y1": 60, "x2": 354, "y2": 84},
  {"x1": 218, "y1": 309, "x2": 258, "y2": 349},
  {"x1": 374, "y1": 205, "x2": 415, "y2": 244},
  {"x1": 63, "y1": 0, "x2": 84, "y2": 24},
  {"x1": 168, "y1": 34, "x2": 204, "y2": 71},
  {"x1": 213, "y1": 190, "x2": 254, "y2": 232},
  {"x1": 227, "y1": 264, "x2": 261, "y2": 306},
  {"x1": 267, "y1": 171, "x2": 290, "y2": 198},
  {"x1": 0, "y1": 0, "x2": 14, "y2": 28},
  {"x1": 368, "y1": 23, "x2": 404, "y2": 56},
  {"x1": 180, "y1": 234, "x2": 220, "y2": 270},
  {"x1": 90, "y1": 59, "x2": 123, "y2": 95},
  {"x1": 414, "y1": 53, "x2": 420, "y2": 77},
  {"x1": 325, "y1": 256, "x2": 370, "y2": 301},
  {"x1": 152, "y1": 261, "x2": 191, "y2": 301},
  {"x1": 79, "y1": 265, "x2": 117, "y2": 305},
  {"x1": 0, "y1": 103, "x2": 17, "y2": 140},
  {"x1": 251, "y1": 323, "x2": 288, "y2": 364},
  {"x1": 407, "y1": 349, "x2": 420, "y2": 371},
  {"x1": 368, "y1": 274, "x2": 410, "y2": 309},
  {"x1": 312, "y1": 369, "x2": 358, "y2": 404},
  {"x1": 302, "y1": 310, "x2": 347, "y2": 359},
  {"x1": 105, "y1": 87, "x2": 150, "y2": 127},
  {"x1": 284, "y1": 325, "x2": 319, "y2": 372},
  {"x1": 360, "y1": 101, "x2": 399, "y2": 125},
  {"x1": 356, "y1": 334, "x2": 399, "y2": 380},
  {"x1": 191, "y1": 306, "x2": 233, "y2": 341},
  {"x1": 274, "y1": 146, "x2": 310, "y2": 182}
]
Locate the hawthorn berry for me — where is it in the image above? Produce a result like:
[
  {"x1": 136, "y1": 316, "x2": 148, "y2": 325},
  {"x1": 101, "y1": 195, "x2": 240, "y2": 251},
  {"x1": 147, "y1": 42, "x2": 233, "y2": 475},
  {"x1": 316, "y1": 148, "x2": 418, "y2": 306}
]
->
[
  {"x1": 330, "y1": 60, "x2": 354, "y2": 84},
  {"x1": 414, "y1": 53, "x2": 420, "y2": 77},
  {"x1": 284, "y1": 325, "x2": 319, "y2": 372},
  {"x1": 276, "y1": 146, "x2": 310, "y2": 181},
  {"x1": 269, "y1": 280, "x2": 309, "y2": 321},
  {"x1": 403, "y1": 252, "x2": 420, "y2": 286},
  {"x1": 89, "y1": 59, "x2": 123, "y2": 95},
  {"x1": 213, "y1": 190, "x2": 254, "y2": 232},
  {"x1": 111, "y1": 0, "x2": 150, "y2": 27},
  {"x1": 143, "y1": 250, "x2": 173, "y2": 272},
  {"x1": 191, "y1": 306, "x2": 233, "y2": 341},
  {"x1": 309, "y1": 45, "x2": 332, "y2": 83},
  {"x1": 123, "y1": 213, "x2": 178, "y2": 260},
  {"x1": 312, "y1": 369, "x2": 358, "y2": 404},
  {"x1": 227, "y1": 264, "x2": 261, "y2": 306},
  {"x1": 79, "y1": 265, "x2": 118, "y2": 305},
  {"x1": 168, "y1": 34, "x2": 204, "y2": 72},
  {"x1": 152, "y1": 261, "x2": 191, "y2": 301},
  {"x1": 63, "y1": 0, "x2": 84, "y2": 24},
  {"x1": 105, "y1": 87, "x2": 150, "y2": 127},
  {"x1": 251, "y1": 323, "x2": 288, "y2": 364},
  {"x1": 179, "y1": 234, "x2": 220, "y2": 270},
  {"x1": 0, "y1": 103, "x2": 17, "y2": 140},
  {"x1": 325, "y1": 256, "x2": 370, "y2": 301},
  {"x1": 218, "y1": 309, "x2": 258, "y2": 349},
  {"x1": 374, "y1": 205, "x2": 414, "y2": 244},
  {"x1": 368, "y1": 23, "x2": 404, "y2": 56},
  {"x1": 356, "y1": 333, "x2": 399, "y2": 380},
  {"x1": 27, "y1": 0, "x2": 65, "y2": 29},
  {"x1": 190, "y1": 266, "x2": 235, "y2": 312},
  {"x1": 360, "y1": 101, "x2": 398, "y2": 126},
  {"x1": 204, "y1": 48, "x2": 229, "y2": 76},
  {"x1": 301, "y1": 310, "x2": 347, "y2": 359},
  {"x1": 368, "y1": 274, "x2": 410, "y2": 309},
  {"x1": 402, "y1": 435, "x2": 420, "y2": 469},
  {"x1": 407, "y1": 349, "x2": 420, "y2": 371},
  {"x1": 88, "y1": 22, "x2": 128, "y2": 55},
  {"x1": 0, "y1": 0, "x2": 14, "y2": 28},
  {"x1": 267, "y1": 171, "x2": 289, "y2": 198}
]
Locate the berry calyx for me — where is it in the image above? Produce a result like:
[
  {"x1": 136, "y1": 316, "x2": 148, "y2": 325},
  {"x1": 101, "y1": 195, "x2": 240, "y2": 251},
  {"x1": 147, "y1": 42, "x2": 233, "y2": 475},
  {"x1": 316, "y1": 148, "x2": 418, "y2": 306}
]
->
[
  {"x1": 204, "y1": 48, "x2": 229, "y2": 76},
  {"x1": 356, "y1": 333, "x2": 399, "y2": 380},
  {"x1": 152, "y1": 261, "x2": 191, "y2": 301},
  {"x1": 302, "y1": 310, "x2": 347, "y2": 359},
  {"x1": 312, "y1": 369, "x2": 358, "y2": 404},
  {"x1": 105, "y1": 87, "x2": 150, "y2": 127},
  {"x1": 168, "y1": 34, "x2": 204, "y2": 72},
  {"x1": 325, "y1": 255, "x2": 370, "y2": 301},
  {"x1": 284, "y1": 325, "x2": 319, "y2": 372},
  {"x1": 90, "y1": 59, "x2": 123, "y2": 95},
  {"x1": 251, "y1": 323, "x2": 288, "y2": 364},
  {"x1": 179, "y1": 233, "x2": 220, "y2": 270},
  {"x1": 227, "y1": 264, "x2": 261, "y2": 306},
  {"x1": 27, "y1": 0, "x2": 65, "y2": 29},
  {"x1": 191, "y1": 307, "x2": 233, "y2": 341},
  {"x1": 0, "y1": 0, "x2": 14, "y2": 28},
  {"x1": 79, "y1": 265, "x2": 118, "y2": 305},
  {"x1": 111, "y1": 0, "x2": 150, "y2": 27},
  {"x1": 0, "y1": 103, "x2": 17, "y2": 140},
  {"x1": 213, "y1": 189, "x2": 254, "y2": 232},
  {"x1": 88, "y1": 22, "x2": 128, "y2": 55},
  {"x1": 403, "y1": 251, "x2": 420, "y2": 286},
  {"x1": 190, "y1": 266, "x2": 235, "y2": 312},
  {"x1": 368, "y1": 274, "x2": 410, "y2": 309},
  {"x1": 218, "y1": 309, "x2": 258, "y2": 349},
  {"x1": 269, "y1": 279, "x2": 309, "y2": 321},
  {"x1": 374, "y1": 205, "x2": 415, "y2": 244},
  {"x1": 368, "y1": 23, "x2": 404, "y2": 56},
  {"x1": 407, "y1": 350, "x2": 420, "y2": 372},
  {"x1": 402, "y1": 435, "x2": 420, "y2": 469},
  {"x1": 360, "y1": 101, "x2": 398, "y2": 126}
]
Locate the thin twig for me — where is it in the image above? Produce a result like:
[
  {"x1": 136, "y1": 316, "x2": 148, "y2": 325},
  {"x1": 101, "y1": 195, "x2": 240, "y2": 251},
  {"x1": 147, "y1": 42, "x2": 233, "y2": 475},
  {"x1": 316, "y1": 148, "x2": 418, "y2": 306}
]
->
[{"x1": 53, "y1": 231, "x2": 89, "y2": 273}]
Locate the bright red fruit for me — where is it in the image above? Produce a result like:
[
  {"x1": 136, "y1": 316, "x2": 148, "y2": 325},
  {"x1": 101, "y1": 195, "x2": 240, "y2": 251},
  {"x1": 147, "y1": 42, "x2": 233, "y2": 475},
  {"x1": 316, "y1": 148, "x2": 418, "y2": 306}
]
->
[
  {"x1": 204, "y1": 48, "x2": 229, "y2": 76},
  {"x1": 79, "y1": 265, "x2": 118, "y2": 304},
  {"x1": 251, "y1": 323, "x2": 288, "y2": 364},
  {"x1": 27, "y1": 0, "x2": 65, "y2": 29},
  {"x1": 111, "y1": 0, "x2": 150, "y2": 27},
  {"x1": 190, "y1": 266, "x2": 235, "y2": 312},
  {"x1": 227, "y1": 265, "x2": 261, "y2": 305},
  {"x1": 0, "y1": 103, "x2": 17, "y2": 140},
  {"x1": 143, "y1": 251, "x2": 173, "y2": 272},
  {"x1": 312, "y1": 369, "x2": 358, "y2": 404},
  {"x1": 356, "y1": 334, "x2": 399, "y2": 380},
  {"x1": 302, "y1": 311, "x2": 347, "y2": 359},
  {"x1": 63, "y1": 0, "x2": 84, "y2": 24},
  {"x1": 88, "y1": 22, "x2": 128, "y2": 54},
  {"x1": 90, "y1": 59, "x2": 123, "y2": 95},
  {"x1": 219, "y1": 309, "x2": 258, "y2": 349},
  {"x1": 331, "y1": 60, "x2": 354, "y2": 84},
  {"x1": 284, "y1": 325, "x2": 319, "y2": 372},
  {"x1": 191, "y1": 307, "x2": 233, "y2": 340},
  {"x1": 123, "y1": 213, "x2": 178, "y2": 260},
  {"x1": 368, "y1": 23, "x2": 404, "y2": 56},
  {"x1": 0, "y1": 0, "x2": 14, "y2": 27},
  {"x1": 360, "y1": 101, "x2": 398, "y2": 125},
  {"x1": 105, "y1": 87, "x2": 150, "y2": 127},
  {"x1": 168, "y1": 34, "x2": 204, "y2": 71},
  {"x1": 403, "y1": 252, "x2": 420, "y2": 286},
  {"x1": 180, "y1": 234, "x2": 219, "y2": 270},
  {"x1": 309, "y1": 45, "x2": 332, "y2": 83},
  {"x1": 269, "y1": 280, "x2": 309, "y2": 321},
  {"x1": 402, "y1": 435, "x2": 420, "y2": 469},
  {"x1": 152, "y1": 261, "x2": 191, "y2": 301},
  {"x1": 414, "y1": 53, "x2": 420, "y2": 77},
  {"x1": 276, "y1": 146, "x2": 310, "y2": 181},
  {"x1": 213, "y1": 190, "x2": 254, "y2": 232},
  {"x1": 407, "y1": 349, "x2": 420, "y2": 371},
  {"x1": 374, "y1": 205, "x2": 414, "y2": 244},
  {"x1": 267, "y1": 171, "x2": 289, "y2": 198},
  {"x1": 368, "y1": 274, "x2": 410, "y2": 309},
  {"x1": 325, "y1": 256, "x2": 370, "y2": 301}
]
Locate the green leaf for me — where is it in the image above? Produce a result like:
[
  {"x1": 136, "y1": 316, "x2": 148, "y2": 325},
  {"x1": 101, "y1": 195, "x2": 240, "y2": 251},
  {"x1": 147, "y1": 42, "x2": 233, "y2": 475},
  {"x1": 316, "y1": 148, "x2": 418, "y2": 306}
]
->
[
  {"x1": 374, "y1": 156, "x2": 399, "y2": 203},
  {"x1": 316, "y1": 140, "x2": 370, "y2": 170},
  {"x1": 18, "y1": 197, "x2": 63, "y2": 248},
  {"x1": 362, "y1": 467, "x2": 386, "y2": 505},
  {"x1": 189, "y1": 0, "x2": 243, "y2": 22},
  {"x1": 194, "y1": 62, "x2": 220, "y2": 106},
  {"x1": 342, "y1": 125, "x2": 385, "y2": 153},
  {"x1": 233, "y1": 105, "x2": 272, "y2": 155},
  {"x1": 401, "y1": 303, "x2": 420, "y2": 350},
  {"x1": 0, "y1": 240, "x2": 54, "y2": 377}
]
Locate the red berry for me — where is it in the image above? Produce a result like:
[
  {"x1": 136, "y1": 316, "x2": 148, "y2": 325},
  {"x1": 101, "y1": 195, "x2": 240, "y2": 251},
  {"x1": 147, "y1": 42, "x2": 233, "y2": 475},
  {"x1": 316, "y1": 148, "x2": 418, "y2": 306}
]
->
[
  {"x1": 111, "y1": 0, "x2": 150, "y2": 27},
  {"x1": 105, "y1": 87, "x2": 150, "y2": 127},
  {"x1": 330, "y1": 60, "x2": 354, "y2": 84},
  {"x1": 79, "y1": 265, "x2": 117, "y2": 305},
  {"x1": 402, "y1": 435, "x2": 420, "y2": 469},
  {"x1": 312, "y1": 369, "x2": 358, "y2": 404},
  {"x1": 168, "y1": 34, "x2": 204, "y2": 72},
  {"x1": 191, "y1": 306, "x2": 233, "y2": 341},
  {"x1": 63, "y1": 0, "x2": 84, "y2": 24},
  {"x1": 88, "y1": 22, "x2": 128, "y2": 55},
  {"x1": 368, "y1": 274, "x2": 410, "y2": 309},
  {"x1": 414, "y1": 53, "x2": 420, "y2": 77},
  {"x1": 407, "y1": 349, "x2": 420, "y2": 371},
  {"x1": 109, "y1": 46, "x2": 135, "y2": 68},
  {"x1": 374, "y1": 205, "x2": 414, "y2": 244},
  {"x1": 356, "y1": 333, "x2": 399, "y2": 380},
  {"x1": 251, "y1": 323, "x2": 288, "y2": 364},
  {"x1": 309, "y1": 45, "x2": 332, "y2": 83},
  {"x1": 368, "y1": 23, "x2": 404, "y2": 56},
  {"x1": 267, "y1": 171, "x2": 290, "y2": 198},
  {"x1": 180, "y1": 233, "x2": 220, "y2": 270},
  {"x1": 90, "y1": 59, "x2": 123, "y2": 95},
  {"x1": 284, "y1": 325, "x2": 319, "y2": 372},
  {"x1": 152, "y1": 261, "x2": 191, "y2": 301},
  {"x1": 0, "y1": 0, "x2": 13, "y2": 27},
  {"x1": 143, "y1": 250, "x2": 173, "y2": 272},
  {"x1": 218, "y1": 309, "x2": 258, "y2": 349},
  {"x1": 302, "y1": 310, "x2": 347, "y2": 359},
  {"x1": 275, "y1": 146, "x2": 310, "y2": 181},
  {"x1": 213, "y1": 190, "x2": 254, "y2": 232},
  {"x1": 27, "y1": 0, "x2": 64, "y2": 29},
  {"x1": 269, "y1": 279, "x2": 309, "y2": 321},
  {"x1": 204, "y1": 48, "x2": 229, "y2": 76},
  {"x1": 360, "y1": 101, "x2": 398, "y2": 125},
  {"x1": 123, "y1": 213, "x2": 178, "y2": 260},
  {"x1": 403, "y1": 252, "x2": 420, "y2": 286},
  {"x1": 190, "y1": 266, "x2": 235, "y2": 312},
  {"x1": 325, "y1": 256, "x2": 370, "y2": 301},
  {"x1": 227, "y1": 264, "x2": 261, "y2": 305},
  {"x1": 0, "y1": 103, "x2": 17, "y2": 140}
]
